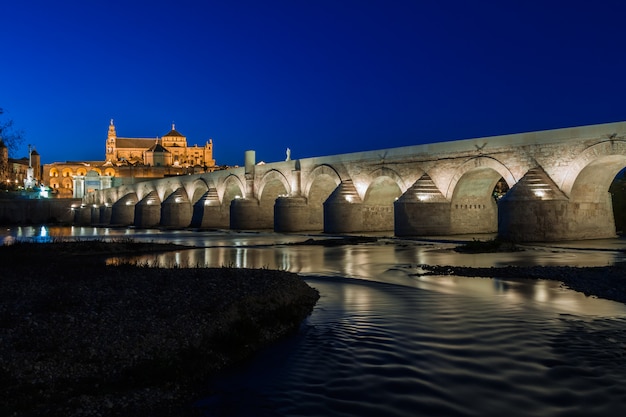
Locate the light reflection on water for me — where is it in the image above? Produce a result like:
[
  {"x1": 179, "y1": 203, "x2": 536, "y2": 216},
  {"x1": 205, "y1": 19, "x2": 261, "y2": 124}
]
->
[{"x1": 3, "y1": 226, "x2": 626, "y2": 416}]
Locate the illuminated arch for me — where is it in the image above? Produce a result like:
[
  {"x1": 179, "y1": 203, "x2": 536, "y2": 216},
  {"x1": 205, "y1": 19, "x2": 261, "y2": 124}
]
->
[
  {"x1": 445, "y1": 156, "x2": 516, "y2": 200},
  {"x1": 362, "y1": 167, "x2": 405, "y2": 204},
  {"x1": 258, "y1": 169, "x2": 291, "y2": 200},
  {"x1": 220, "y1": 174, "x2": 245, "y2": 204},
  {"x1": 303, "y1": 164, "x2": 342, "y2": 199},
  {"x1": 187, "y1": 178, "x2": 210, "y2": 204},
  {"x1": 560, "y1": 140, "x2": 626, "y2": 197}
]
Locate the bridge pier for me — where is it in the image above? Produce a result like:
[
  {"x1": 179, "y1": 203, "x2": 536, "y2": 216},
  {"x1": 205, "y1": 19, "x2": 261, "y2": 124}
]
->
[
  {"x1": 161, "y1": 188, "x2": 192, "y2": 228},
  {"x1": 394, "y1": 174, "x2": 451, "y2": 236},
  {"x1": 230, "y1": 198, "x2": 267, "y2": 230},
  {"x1": 73, "y1": 205, "x2": 92, "y2": 226},
  {"x1": 90, "y1": 205, "x2": 101, "y2": 225},
  {"x1": 134, "y1": 191, "x2": 161, "y2": 228},
  {"x1": 324, "y1": 180, "x2": 364, "y2": 233},
  {"x1": 191, "y1": 188, "x2": 229, "y2": 229},
  {"x1": 498, "y1": 167, "x2": 570, "y2": 241},
  {"x1": 564, "y1": 197, "x2": 616, "y2": 240},
  {"x1": 110, "y1": 194, "x2": 138, "y2": 226},
  {"x1": 99, "y1": 204, "x2": 112, "y2": 225},
  {"x1": 274, "y1": 196, "x2": 309, "y2": 232}
]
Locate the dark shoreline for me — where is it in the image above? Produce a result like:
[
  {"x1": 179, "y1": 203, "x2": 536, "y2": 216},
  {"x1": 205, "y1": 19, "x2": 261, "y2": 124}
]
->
[
  {"x1": 416, "y1": 263, "x2": 626, "y2": 305},
  {"x1": 1, "y1": 241, "x2": 320, "y2": 417}
]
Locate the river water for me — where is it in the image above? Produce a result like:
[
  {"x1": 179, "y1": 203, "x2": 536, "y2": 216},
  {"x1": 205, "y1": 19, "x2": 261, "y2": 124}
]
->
[{"x1": 3, "y1": 226, "x2": 626, "y2": 416}]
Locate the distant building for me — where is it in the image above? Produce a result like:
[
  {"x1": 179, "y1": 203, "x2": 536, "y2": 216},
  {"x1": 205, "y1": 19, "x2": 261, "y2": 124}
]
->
[
  {"x1": 43, "y1": 120, "x2": 219, "y2": 198},
  {"x1": 0, "y1": 139, "x2": 42, "y2": 191}
]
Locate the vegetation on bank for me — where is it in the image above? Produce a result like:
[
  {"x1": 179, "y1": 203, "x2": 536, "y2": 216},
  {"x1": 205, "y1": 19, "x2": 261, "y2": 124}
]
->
[
  {"x1": 0, "y1": 241, "x2": 320, "y2": 417},
  {"x1": 454, "y1": 238, "x2": 521, "y2": 253}
]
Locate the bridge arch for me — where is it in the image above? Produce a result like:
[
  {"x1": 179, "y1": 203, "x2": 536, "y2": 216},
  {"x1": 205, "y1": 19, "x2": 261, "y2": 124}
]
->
[
  {"x1": 186, "y1": 178, "x2": 210, "y2": 204},
  {"x1": 446, "y1": 156, "x2": 516, "y2": 199},
  {"x1": 300, "y1": 164, "x2": 342, "y2": 231},
  {"x1": 303, "y1": 164, "x2": 342, "y2": 199},
  {"x1": 363, "y1": 167, "x2": 406, "y2": 203},
  {"x1": 447, "y1": 157, "x2": 515, "y2": 234},
  {"x1": 361, "y1": 167, "x2": 404, "y2": 231},
  {"x1": 156, "y1": 178, "x2": 185, "y2": 203},
  {"x1": 560, "y1": 140, "x2": 626, "y2": 197},
  {"x1": 258, "y1": 169, "x2": 291, "y2": 200},
  {"x1": 220, "y1": 174, "x2": 245, "y2": 205},
  {"x1": 556, "y1": 141, "x2": 626, "y2": 239},
  {"x1": 135, "y1": 182, "x2": 157, "y2": 201}
]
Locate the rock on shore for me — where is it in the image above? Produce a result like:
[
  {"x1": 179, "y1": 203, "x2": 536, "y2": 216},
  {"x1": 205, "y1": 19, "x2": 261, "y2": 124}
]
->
[{"x1": 0, "y1": 241, "x2": 320, "y2": 417}]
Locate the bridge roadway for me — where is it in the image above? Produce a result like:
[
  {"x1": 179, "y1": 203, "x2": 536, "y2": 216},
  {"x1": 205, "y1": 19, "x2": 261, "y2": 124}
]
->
[{"x1": 79, "y1": 121, "x2": 626, "y2": 241}]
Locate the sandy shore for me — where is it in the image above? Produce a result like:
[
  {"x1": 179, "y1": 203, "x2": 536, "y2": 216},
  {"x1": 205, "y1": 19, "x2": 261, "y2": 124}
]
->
[{"x1": 1, "y1": 241, "x2": 320, "y2": 417}]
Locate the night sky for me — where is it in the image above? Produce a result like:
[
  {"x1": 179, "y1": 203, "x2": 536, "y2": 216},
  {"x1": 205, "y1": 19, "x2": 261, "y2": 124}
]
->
[{"x1": 3, "y1": 1, "x2": 626, "y2": 166}]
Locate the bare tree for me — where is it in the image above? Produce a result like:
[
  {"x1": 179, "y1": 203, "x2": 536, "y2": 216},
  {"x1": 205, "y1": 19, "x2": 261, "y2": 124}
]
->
[
  {"x1": 0, "y1": 107, "x2": 25, "y2": 181},
  {"x1": 0, "y1": 108, "x2": 24, "y2": 154}
]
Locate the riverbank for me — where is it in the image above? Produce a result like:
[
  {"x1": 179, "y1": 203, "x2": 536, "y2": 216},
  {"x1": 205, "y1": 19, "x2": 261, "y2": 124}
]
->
[
  {"x1": 0, "y1": 241, "x2": 320, "y2": 417},
  {"x1": 417, "y1": 263, "x2": 626, "y2": 305}
]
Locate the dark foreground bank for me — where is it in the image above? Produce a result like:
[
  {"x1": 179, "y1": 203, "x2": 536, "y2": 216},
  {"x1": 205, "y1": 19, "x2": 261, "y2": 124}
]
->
[{"x1": 0, "y1": 241, "x2": 320, "y2": 417}]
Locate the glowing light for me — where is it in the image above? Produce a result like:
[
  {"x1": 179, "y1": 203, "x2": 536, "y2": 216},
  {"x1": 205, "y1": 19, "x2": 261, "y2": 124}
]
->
[
  {"x1": 417, "y1": 193, "x2": 430, "y2": 201},
  {"x1": 345, "y1": 195, "x2": 353, "y2": 203},
  {"x1": 175, "y1": 197, "x2": 183, "y2": 203},
  {"x1": 353, "y1": 180, "x2": 367, "y2": 198},
  {"x1": 534, "y1": 190, "x2": 545, "y2": 198}
]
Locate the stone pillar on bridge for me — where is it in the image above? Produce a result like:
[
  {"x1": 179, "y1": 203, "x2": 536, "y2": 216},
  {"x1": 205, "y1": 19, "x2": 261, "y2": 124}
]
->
[
  {"x1": 394, "y1": 174, "x2": 451, "y2": 236},
  {"x1": 161, "y1": 187, "x2": 192, "y2": 228},
  {"x1": 230, "y1": 150, "x2": 265, "y2": 230},
  {"x1": 110, "y1": 193, "x2": 138, "y2": 226},
  {"x1": 134, "y1": 191, "x2": 161, "y2": 228},
  {"x1": 323, "y1": 179, "x2": 364, "y2": 233},
  {"x1": 497, "y1": 167, "x2": 570, "y2": 241},
  {"x1": 191, "y1": 187, "x2": 229, "y2": 229}
]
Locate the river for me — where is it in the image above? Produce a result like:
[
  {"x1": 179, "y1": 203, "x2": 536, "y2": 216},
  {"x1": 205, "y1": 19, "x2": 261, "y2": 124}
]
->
[{"x1": 3, "y1": 226, "x2": 626, "y2": 416}]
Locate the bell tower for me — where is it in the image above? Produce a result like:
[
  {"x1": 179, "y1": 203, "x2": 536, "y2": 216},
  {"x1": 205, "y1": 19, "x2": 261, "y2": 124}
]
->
[{"x1": 106, "y1": 119, "x2": 117, "y2": 162}]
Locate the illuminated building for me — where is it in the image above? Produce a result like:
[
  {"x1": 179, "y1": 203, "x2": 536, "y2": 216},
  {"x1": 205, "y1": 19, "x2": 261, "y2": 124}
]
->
[{"x1": 43, "y1": 120, "x2": 218, "y2": 198}]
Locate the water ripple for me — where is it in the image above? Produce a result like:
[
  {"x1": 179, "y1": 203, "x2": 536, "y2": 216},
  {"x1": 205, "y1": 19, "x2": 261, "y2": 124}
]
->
[{"x1": 199, "y1": 276, "x2": 626, "y2": 417}]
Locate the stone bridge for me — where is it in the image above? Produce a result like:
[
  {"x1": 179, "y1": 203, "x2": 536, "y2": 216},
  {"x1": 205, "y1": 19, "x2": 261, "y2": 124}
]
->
[{"x1": 79, "y1": 121, "x2": 626, "y2": 241}]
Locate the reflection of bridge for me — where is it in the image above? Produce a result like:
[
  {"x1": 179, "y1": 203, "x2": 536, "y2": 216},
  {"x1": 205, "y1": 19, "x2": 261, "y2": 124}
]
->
[{"x1": 80, "y1": 121, "x2": 626, "y2": 241}]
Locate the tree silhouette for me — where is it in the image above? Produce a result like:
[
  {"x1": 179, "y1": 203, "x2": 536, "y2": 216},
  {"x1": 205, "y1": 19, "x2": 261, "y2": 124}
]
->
[{"x1": 0, "y1": 107, "x2": 25, "y2": 181}]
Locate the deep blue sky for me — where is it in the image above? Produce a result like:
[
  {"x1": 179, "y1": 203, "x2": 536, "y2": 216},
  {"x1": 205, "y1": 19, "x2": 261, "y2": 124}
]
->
[{"x1": 3, "y1": 1, "x2": 626, "y2": 166}]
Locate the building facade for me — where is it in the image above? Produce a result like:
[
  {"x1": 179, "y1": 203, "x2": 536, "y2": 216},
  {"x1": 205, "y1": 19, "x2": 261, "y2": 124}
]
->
[
  {"x1": 0, "y1": 140, "x2": 42, "y2": 191},
  {"x1": 105, "y1": 120, "x2": 215, "y2": 168},
  {"x1": 43, "y1": 121, "x2": 218, "y2": 198}
]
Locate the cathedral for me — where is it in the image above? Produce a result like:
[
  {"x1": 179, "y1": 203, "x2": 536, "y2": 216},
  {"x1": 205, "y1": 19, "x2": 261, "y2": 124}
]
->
[
  {"x1": 105, "y1": 119, "x2": 215, "y2": 168},
  {"x1": 42, "y1": 121, "x2": 218, "y2": 198}
]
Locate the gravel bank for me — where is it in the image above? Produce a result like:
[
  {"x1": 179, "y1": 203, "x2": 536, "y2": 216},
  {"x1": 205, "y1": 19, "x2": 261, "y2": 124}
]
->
[{"x1": 0, "y1": 242, "x2": 320, "y2": 417}]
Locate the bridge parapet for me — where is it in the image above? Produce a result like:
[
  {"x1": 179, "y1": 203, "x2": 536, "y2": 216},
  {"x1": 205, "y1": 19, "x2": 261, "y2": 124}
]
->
[{"x1": 82, "y1": 121, "x2": 626, "y2": 241}]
